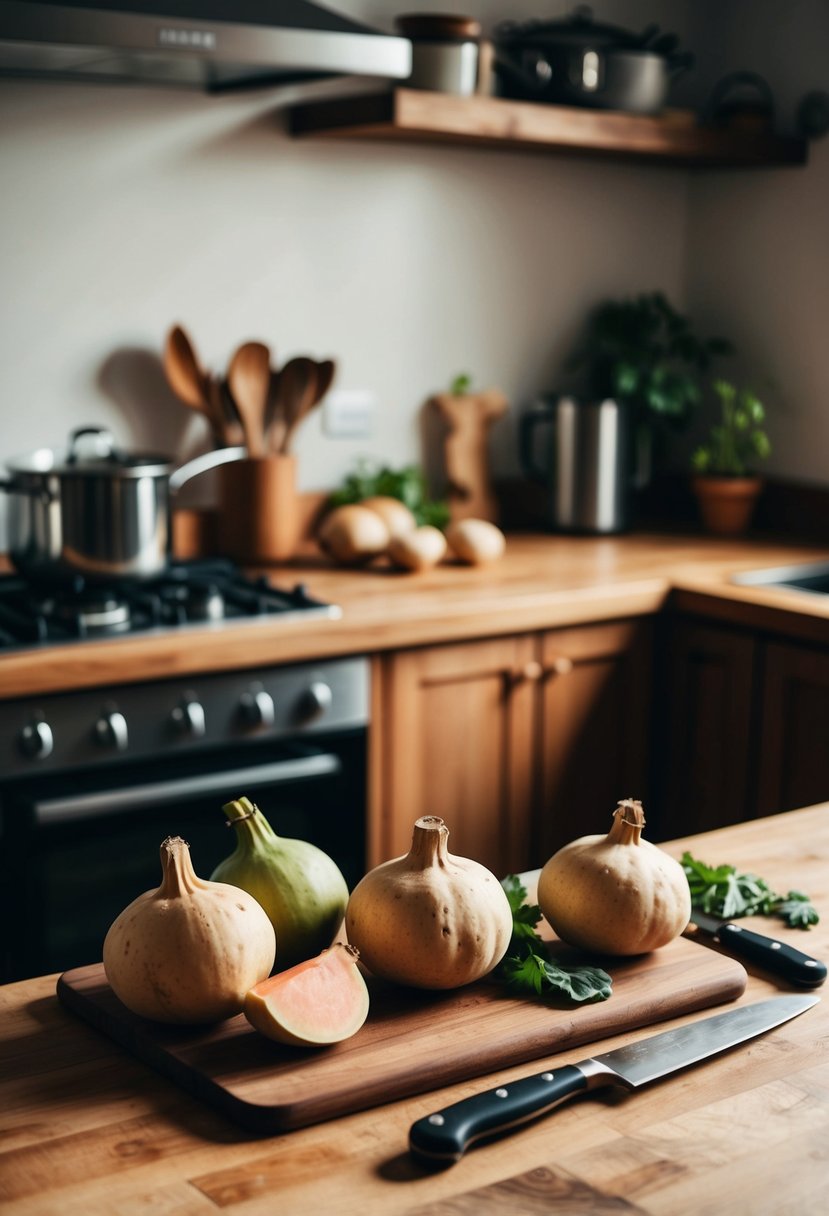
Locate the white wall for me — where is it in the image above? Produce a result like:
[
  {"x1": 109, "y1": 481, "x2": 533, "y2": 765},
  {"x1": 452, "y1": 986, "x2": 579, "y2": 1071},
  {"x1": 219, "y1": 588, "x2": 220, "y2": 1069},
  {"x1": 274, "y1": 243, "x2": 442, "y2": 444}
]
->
[
  {"x1": 682, "y1": 0, "x2": 829, "y2": 485},
  {"x1": 1, "y1": 0, "x2": 825, "y2": 544}
]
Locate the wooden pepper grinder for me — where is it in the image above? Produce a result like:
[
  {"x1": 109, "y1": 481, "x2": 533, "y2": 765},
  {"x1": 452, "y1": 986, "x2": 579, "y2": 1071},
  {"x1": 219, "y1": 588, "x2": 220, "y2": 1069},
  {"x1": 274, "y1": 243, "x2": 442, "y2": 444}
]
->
[{"x1": 430, "y1": 385, "x2": 508, "y2": 523}]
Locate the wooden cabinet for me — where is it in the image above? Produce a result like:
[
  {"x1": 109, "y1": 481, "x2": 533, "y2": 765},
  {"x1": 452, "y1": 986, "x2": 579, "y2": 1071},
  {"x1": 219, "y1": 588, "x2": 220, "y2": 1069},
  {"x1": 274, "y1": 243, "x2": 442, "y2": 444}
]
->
[
  {"x1": 534, "y1": 621, "x2": 652, "y2": 860},
  {"x1": 757, "y1": 639, "x2": 829, "y2": 818},
  {"x1": 655, "y1": 618, "x2": 758, "y2": 838},
  {"x1": 657, "y1": 618, "x2": 829, "y2": 837},
  {"x1": 370, "y1": 618, "x2": 652, "y2": 875}
]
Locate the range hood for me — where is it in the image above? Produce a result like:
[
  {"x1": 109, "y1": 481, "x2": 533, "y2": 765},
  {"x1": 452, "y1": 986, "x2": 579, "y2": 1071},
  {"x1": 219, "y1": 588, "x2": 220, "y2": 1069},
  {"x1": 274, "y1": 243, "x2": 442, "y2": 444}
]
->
[{"x1": 0, "y1": 0, "x2": 412, "y2": 91}]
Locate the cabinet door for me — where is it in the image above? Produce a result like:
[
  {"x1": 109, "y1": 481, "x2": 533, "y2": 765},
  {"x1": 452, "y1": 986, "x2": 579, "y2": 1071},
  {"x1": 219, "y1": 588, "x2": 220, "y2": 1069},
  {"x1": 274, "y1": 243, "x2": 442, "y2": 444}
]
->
[
  {"x1": 371, "y1": 636, "x2": 537, "y2": 875},
  {"x1": 534, "y1": 619, "x2": 653, "y2": 859},
  {"x1": 757, "y1": 639, "x2": 829, "y2": 817},
  {"x1": 659, "y1": 617, "x2": 757, "y2": 836}
]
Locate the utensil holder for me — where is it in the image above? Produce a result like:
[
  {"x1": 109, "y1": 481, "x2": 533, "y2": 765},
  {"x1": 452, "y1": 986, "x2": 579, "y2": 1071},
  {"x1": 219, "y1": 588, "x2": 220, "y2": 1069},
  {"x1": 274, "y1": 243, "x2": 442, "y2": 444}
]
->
[{"x1": 217, "y1": 455, "x2": 299, "y2": 564}]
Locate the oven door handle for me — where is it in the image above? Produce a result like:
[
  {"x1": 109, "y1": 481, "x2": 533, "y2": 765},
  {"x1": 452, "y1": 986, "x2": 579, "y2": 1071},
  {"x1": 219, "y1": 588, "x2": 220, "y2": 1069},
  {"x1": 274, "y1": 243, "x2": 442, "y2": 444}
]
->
[{"x1": 32, "y1": 753, "x2": 342, "y2": 825}]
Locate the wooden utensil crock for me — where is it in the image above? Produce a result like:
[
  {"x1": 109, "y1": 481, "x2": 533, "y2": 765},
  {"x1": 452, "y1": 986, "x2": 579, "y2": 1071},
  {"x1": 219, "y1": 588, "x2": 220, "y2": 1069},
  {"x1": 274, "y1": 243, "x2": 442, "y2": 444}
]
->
[{"x1": 217, "y1": 455, "x2": 299, "y2": 564}]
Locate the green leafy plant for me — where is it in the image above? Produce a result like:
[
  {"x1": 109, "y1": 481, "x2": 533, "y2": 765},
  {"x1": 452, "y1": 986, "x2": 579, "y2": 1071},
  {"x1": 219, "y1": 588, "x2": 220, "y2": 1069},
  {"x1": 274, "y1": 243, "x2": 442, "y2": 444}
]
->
[
  {"x1": 682, "y1": 852, "x2": 818, "y2": 928},
  {"x1": 497, "y1": 876, "x2": 613, "y2": 1003},
  {"x1": 691, "y1": 379, "x2": 771, "y2": 476},
  {"x1": 329, "y1": 459, "x2": 450, "y2": 529},
  {"x1": 568, "y1": 291, "x2": 733, "y2": 431}
]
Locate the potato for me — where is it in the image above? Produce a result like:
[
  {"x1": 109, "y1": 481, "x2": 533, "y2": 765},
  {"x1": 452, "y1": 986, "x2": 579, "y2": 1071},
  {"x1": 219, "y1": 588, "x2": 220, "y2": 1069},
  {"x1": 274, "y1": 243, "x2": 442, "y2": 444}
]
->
[
  {"x1": 317, "y1": 504, "x2": 390, "y2": 565},
  {"x1": 388, "y1": 526, "x2": 447, "y2": 572},
  {"x1": 445, "y1": 519, "x2": 506, "y2": 565},
  {"x1": 360, "y1": 496, "x2": 417, "y2": 539}
]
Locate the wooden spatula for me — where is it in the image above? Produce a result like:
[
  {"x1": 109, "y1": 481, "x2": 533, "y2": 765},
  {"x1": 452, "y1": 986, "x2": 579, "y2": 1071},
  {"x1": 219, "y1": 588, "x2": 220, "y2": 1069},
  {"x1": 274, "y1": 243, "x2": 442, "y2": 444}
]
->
[
  {"x1": 227, "y1": 341, "x2": 272, "y2": 458},
  {"x1": 276, "y1": 356, "x2": 319, "y2": 454},
  {"x1": 163, "y1": 325, "x2": 224, "y2": 448}
]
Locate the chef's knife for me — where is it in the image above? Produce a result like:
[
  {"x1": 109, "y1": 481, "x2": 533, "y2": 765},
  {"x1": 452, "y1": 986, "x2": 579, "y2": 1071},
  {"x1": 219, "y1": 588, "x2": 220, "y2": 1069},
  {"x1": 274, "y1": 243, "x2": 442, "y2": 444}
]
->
[
  {"x1": 409, "y1": 994, "x2": 818, "y2": 1163},
  {"x1": 688, "y1": 910, "x2": 826, "y2": 987}
]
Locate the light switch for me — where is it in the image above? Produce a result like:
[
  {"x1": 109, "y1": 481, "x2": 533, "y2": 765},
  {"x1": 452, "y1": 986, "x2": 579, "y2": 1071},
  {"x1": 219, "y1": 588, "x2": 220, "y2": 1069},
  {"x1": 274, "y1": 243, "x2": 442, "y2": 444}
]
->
[{"x1": 323, "y1": 389, "x2": 376, "y2": 439}]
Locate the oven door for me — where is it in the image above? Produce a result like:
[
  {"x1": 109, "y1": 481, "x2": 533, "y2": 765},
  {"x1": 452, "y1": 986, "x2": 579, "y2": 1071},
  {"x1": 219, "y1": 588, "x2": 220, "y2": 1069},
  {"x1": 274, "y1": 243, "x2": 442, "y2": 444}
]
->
[{"x1": 1, "y1": 728, "x2": 365, "y2": 983}]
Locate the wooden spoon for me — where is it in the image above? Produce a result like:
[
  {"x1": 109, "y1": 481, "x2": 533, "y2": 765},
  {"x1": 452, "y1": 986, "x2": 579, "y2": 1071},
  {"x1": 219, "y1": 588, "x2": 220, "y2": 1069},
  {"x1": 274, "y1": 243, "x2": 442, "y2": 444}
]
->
[
  {"x1": 277, "y1": 356, "x2": 319, "y2": 454},
  {"x1": 313, "y1": 358, "x2": 337, "y2": 406},
  {"x1": 209, "y1": 375, "x2": 245, "y2": 448},
  {"x1": 163, "y1": 325, "x2": 224, "y2": 447},
  {"x1": 227, "y1": 341, "x2": 271, "y2": 458}
]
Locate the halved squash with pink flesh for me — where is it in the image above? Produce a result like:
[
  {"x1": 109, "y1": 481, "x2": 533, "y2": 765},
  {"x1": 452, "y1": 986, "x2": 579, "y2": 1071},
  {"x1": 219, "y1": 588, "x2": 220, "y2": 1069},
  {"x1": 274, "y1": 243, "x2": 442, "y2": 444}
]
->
[{"x1": 243, "y1": 942, "x2": 370, "y2": 1047}]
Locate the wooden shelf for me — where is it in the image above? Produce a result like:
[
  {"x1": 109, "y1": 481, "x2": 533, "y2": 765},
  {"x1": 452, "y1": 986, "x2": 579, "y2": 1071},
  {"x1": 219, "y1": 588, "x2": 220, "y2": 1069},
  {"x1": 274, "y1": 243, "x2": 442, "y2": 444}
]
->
[{"x1": 288, "y1": 88, "x2": 808, "y2": 168}]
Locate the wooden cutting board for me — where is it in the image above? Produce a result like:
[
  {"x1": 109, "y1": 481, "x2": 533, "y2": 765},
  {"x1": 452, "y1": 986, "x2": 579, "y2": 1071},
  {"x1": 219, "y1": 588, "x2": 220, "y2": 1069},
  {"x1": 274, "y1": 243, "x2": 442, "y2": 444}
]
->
[{"x1": 57, "y1": 936, "x2": 745, "y2": 1135}]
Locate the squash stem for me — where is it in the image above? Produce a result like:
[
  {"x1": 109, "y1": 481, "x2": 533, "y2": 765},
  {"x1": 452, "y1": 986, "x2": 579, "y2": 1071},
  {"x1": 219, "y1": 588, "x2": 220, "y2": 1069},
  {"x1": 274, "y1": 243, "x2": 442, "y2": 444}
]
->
[
  {"x1": 222, "y1": 796, "x2": 280, "y2": 854},
  {"x1": 608, "y1": 799, "x2": 645, "y2": 846},
  {"x1": 158, "y1": 835, "x2": 200, "y2": 897},
  {"x1": 409, "y1": 816, "x2": 449, "y2": 869}
]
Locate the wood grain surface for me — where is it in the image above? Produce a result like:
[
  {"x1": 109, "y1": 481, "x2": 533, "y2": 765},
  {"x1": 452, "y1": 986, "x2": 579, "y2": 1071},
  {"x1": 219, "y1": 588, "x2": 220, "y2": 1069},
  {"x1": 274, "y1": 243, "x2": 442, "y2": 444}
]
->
[
  {"x1": 56, "y1": 934, "x2": 745, "y2": 1133},
  {"x1": 1, "y1": 532, "x2": 827, "y2": 701},
  {"x1": 2, "y1": 805, "x2": 828, "y2": 1215},
  {"x1": 287, "y1": 88, "x2": 808, "y2": 167}
]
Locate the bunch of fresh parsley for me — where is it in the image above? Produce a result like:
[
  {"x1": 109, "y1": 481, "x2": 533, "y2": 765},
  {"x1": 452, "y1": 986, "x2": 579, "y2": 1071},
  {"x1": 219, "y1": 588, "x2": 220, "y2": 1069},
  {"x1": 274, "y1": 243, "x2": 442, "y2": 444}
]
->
[
  {"x1": 498, "y1": 876, "x2": 612, "y2": 1003},
  {"x1": 682, "y1": 852, "x2": 819, "y2": 929}
]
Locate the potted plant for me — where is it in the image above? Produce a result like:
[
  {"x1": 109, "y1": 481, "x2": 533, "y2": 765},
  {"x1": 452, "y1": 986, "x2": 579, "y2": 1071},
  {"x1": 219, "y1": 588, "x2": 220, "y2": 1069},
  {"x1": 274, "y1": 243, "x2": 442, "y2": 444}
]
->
[
  {"x1": 566, "y1": 292, "x2": 733, "y2": 485},
  {"x1": 690, "y1": 379, "x2": 771, "y2": 536}
]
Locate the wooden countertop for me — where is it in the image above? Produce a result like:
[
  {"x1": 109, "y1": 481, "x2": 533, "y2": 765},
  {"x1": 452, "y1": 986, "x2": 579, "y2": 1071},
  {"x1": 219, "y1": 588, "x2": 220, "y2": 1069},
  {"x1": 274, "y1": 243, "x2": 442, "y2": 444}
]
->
[
  {"x1": 1, "y1": 531, "x2": 828, "y2": 700},
  {"x1": 2, "y1": 804, "x2": 827, "y2": 1215}
]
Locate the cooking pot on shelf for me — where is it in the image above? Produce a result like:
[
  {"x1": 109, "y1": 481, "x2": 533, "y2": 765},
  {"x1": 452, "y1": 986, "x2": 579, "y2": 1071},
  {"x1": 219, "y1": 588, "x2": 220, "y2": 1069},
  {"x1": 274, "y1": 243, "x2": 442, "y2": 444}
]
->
[
  {"x1": 0, "y1": 426, "x2": 244, "y2": 585},
  {"x1": 492, "y1": 6, "x2": 693, "y2": 114}
]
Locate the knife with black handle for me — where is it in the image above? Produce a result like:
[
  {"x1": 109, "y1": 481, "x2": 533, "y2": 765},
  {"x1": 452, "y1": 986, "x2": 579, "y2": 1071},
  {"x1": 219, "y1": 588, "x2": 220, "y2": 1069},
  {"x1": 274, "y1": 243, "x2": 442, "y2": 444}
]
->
[
  {"x1": 689, "y1": 910, "x2": 826, "y2": 987},
  {"x1": 409, "y1": 995, "x2": 818, "y2": 1163}
]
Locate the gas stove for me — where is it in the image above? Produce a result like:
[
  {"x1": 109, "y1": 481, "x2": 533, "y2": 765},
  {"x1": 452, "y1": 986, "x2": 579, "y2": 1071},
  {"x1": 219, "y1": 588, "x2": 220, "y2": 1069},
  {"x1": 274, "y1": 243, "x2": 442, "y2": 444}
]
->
[{"x1": 0, "y1": 559, "x2": 340, "y2": 651}]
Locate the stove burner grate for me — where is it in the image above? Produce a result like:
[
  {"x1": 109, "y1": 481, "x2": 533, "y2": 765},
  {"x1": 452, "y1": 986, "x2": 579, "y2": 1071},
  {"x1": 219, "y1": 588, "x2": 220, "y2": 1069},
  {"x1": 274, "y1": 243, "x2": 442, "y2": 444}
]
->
[{"x1": 0, "y1": 560, "x2": 338, "y2": 651}]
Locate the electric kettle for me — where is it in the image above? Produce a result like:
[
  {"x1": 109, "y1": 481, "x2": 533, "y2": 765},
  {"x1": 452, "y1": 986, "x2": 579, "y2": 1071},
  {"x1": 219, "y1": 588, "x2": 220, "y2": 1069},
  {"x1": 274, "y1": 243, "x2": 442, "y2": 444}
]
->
[{"x1": 519, "y1": 396, "x2": 632, "y2": 534}]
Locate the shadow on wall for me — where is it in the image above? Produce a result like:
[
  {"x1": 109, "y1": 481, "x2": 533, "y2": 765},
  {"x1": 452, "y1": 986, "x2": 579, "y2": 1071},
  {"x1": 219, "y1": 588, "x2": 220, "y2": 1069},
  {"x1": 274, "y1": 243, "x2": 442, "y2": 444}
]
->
[{"x1": 97, "y1": 346, "x2": 217, "y2": 506}]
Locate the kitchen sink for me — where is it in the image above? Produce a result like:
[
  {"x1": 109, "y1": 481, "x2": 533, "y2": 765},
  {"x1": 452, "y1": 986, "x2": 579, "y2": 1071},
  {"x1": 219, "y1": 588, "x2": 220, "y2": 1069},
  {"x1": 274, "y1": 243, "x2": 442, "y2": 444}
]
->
[{"x1": 731, "y1": 560, "x2": 829, "y2": 597}]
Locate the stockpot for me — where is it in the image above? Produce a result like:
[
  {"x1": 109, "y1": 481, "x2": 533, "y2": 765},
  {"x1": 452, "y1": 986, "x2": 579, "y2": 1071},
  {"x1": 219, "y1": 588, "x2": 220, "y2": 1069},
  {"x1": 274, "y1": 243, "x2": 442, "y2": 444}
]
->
[
  {"x1": 1, "y1": 426, "x2": 244, "y2": 584},
  {"x1": 493, "y1": 7, "x2": 693, "y2": 115}
]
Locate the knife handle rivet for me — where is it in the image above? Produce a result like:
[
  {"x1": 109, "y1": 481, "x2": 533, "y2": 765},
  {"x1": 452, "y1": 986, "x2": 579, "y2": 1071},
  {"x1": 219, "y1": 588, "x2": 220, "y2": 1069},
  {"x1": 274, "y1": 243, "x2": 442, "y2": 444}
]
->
[
  {"x1": 495, "y1": 1088, "x2": 509, "y2": 1098},
  {"x1": 541, "y1": 1072, "x2": 554, "y2": 1081},
  {"x1": 428, "y1": 1114, "x2": 445, "y2": 1126},
  {"x1": 806, "y1": 960, "x2": 819, "y2": 967},
  {"x1": 771, "y1": 942, "x2": 782, "y2": 950}
]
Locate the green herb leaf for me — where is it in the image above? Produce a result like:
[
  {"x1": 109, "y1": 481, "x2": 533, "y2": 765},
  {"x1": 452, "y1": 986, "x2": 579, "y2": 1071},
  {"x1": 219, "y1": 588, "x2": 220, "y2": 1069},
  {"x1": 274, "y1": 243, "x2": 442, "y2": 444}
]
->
[
  {"x1": 775, "y1": 892, "x2": 820, "y2": 928},
  {"x1": 501, "y1": 950, "x2": 549, "y2": 996},
  {"x1": 328, "y1": 460, "x2": 449, "y2": 528},
  {"x1": 449, "y1": 372, "x2": 472, "y2": 395},
  {"x1": 499, "y1": 876, "x2": 613, "y2": 1004},
  {"x1": 500, "y1": 875, "x2": 544, "y2": 941},
  {"x1": 682, "y1": 853, "x2": 819, "y2": 929}
]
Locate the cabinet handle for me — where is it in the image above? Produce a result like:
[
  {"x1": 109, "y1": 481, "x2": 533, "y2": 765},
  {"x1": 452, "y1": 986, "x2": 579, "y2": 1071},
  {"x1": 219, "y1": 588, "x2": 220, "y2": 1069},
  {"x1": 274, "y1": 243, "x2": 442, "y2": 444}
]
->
[
  {"x1": 511, "y1": 657, "x2": 574, "y2": 686},
  {"x1": 549, "y1": 656, "x2": 574, "y2": 676}
]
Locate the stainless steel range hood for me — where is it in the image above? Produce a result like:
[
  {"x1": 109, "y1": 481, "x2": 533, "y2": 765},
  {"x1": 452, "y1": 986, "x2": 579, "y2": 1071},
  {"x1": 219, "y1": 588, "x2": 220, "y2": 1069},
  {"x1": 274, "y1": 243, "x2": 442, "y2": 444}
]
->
[{"x1": 0, "y1": 0, "x2": 412, "y2": 91}]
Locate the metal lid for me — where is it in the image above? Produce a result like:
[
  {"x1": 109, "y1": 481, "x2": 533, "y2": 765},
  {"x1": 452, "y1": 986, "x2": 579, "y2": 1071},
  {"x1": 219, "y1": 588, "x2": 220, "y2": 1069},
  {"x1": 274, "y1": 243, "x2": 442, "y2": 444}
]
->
[{"x1": 8, "y1": 427, "x2": 173, "y2": 479}]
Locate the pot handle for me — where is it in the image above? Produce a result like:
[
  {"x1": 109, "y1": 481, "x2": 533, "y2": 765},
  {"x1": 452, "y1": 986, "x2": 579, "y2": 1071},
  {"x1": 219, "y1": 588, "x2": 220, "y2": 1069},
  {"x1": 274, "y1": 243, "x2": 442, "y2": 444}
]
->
[
  {"x1": 519, "y1": 400, "x2": 557, "y2": 485},
  {"x1": 169, "y1": 445, "x2": 247, "y2": 493},
  {"x1": 0, "y1": 476, "x2": 54, "y2": 504},
  {"x1": 67, "y1": 426, "x2": 118, "y2": 464},
  {"x1": 492, "y1": 46, "x2": 549, "y2": 96}
]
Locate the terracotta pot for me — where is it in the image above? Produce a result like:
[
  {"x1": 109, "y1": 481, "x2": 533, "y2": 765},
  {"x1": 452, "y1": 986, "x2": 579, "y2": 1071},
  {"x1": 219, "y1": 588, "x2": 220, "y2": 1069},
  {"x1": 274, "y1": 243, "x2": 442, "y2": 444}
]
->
[{"x1": 691, "y1": 475, "x2": 763, "y2": 537}]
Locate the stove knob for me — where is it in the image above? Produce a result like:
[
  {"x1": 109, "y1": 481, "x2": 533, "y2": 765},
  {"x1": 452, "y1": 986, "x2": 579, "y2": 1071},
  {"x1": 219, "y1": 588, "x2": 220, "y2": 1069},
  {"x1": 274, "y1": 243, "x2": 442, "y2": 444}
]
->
[
  {"x1": 171, "y1": 695, "x2": 206, "y2": 739},
  {"x1": 94, "y1": 708, "x2": 128, "y2": 752},
  {"x1": 300, "y1": 680, "x2": 333, "y2": 723},
  {"x1": 240, "y1": 687, "x2": 275, "y2": 728},
  {"x1": 20, "y1": 716, "x2": 54, "y2": 760}
]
